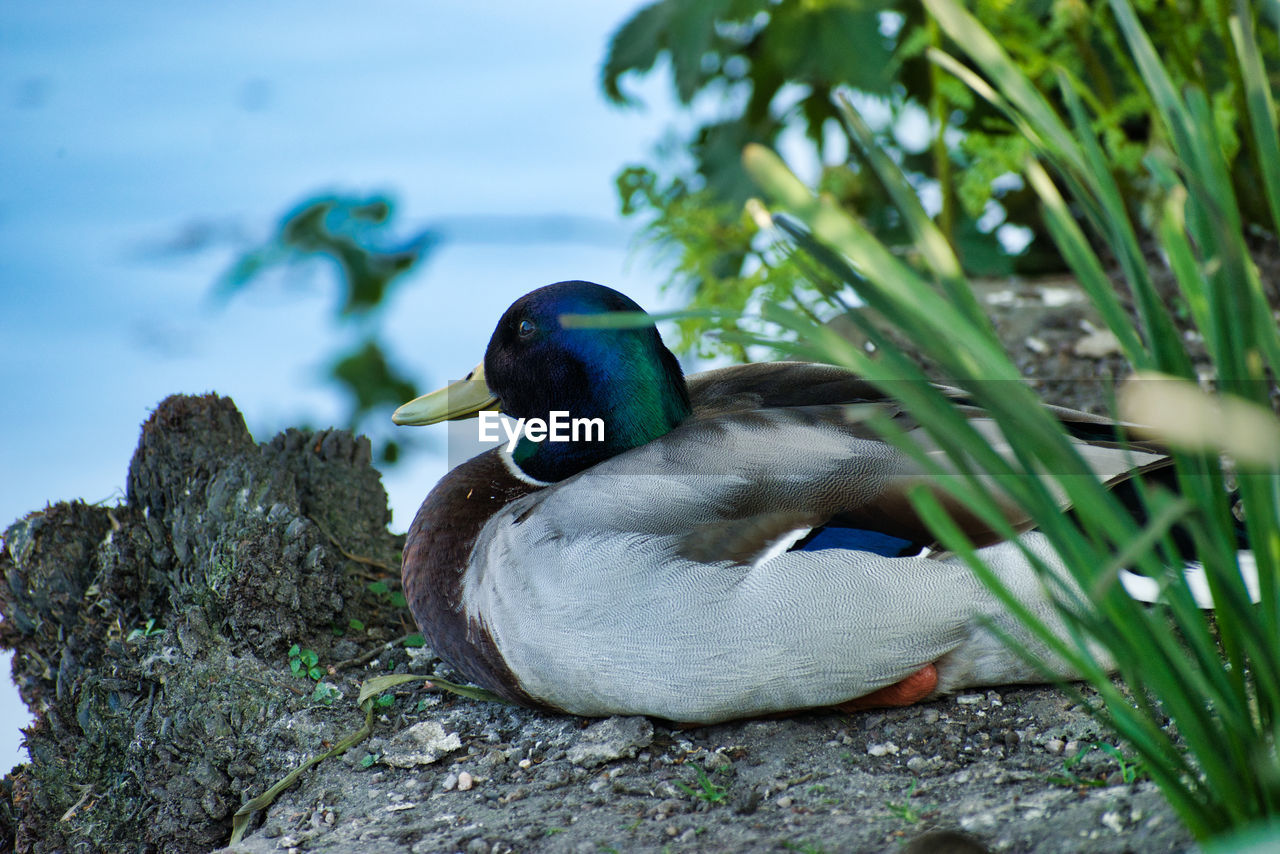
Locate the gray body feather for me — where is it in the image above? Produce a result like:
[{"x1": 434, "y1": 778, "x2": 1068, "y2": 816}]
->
[{"x1": 461, "y1": 408, "x2": 1117, "y2": 723}]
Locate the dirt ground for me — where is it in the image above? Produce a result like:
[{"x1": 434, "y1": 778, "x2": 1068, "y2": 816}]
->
[
  {"x1": 0, "y1": 278, "x2": 1208, "y2": 853},
  {"x1": 213, "y1": 676, "x2": 1191, "y2": 854}
]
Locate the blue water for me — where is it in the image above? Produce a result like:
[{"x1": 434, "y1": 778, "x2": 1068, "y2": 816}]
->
[{"x1": 1, "y1": 0, "x2": 679, "y2": 769}]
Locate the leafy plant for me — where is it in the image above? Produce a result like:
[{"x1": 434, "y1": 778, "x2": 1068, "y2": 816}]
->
[
  {"x1": 1048, "y1": 741, "x2": 1149, "y2": 788},
  {"x1": 675, "y1": 765, "x2": 730, "y2": 805},
  {"x1": 309, "y1": 682, "x2": 341, "y2": 706},
  {"x1": 604, "y1": 0, "x2": 1280, "y2": 360},
  {"x1": 367, "y1": 579, "x2": 407, "y2": 610},
  {"x1": 218, "y1": 194, "x2": 430, "y2": 464},
  {"x1": 288, "y1": 644, "x2": 324, "y2": 681},
  {"x1": 742, "y1": 0, "x2": 1280, "y2": 841},
  {"x1": 125, "y1": 618, "x2": 163, "y2": 643},
  {"x1": 781, "y1": 841, "x2": 827, "y2": 854},
  {"x1": 883, "y1": 779, "x2": 924, "y2": 823}
]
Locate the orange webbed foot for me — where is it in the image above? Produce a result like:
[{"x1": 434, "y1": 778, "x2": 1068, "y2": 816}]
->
[{"x1": 835, "y1": 663, "x2": 938, "y2": 712}]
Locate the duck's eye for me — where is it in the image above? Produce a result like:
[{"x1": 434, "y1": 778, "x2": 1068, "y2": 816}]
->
[{"x1": 517, "y1": 319, "x2": 536, "y2": 339}]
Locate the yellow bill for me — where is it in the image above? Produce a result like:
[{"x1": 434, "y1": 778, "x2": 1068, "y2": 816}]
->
[{"x1": 392, "y1": 362, "x2": 500, "y2": 425}]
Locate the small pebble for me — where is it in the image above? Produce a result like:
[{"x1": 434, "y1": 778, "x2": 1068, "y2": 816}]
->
[
  {"x1": 518, "y1": 758, "x2": 532, "y2": 769},
  {"x1": 457, "y1": 771, "x2": 475, "y2": 791},
  {"x1": 1045, "y1": 739, "x2": 1065, "y2": 755},
  {"x1": 867, "y1": 742, "x2": 899, "y2": 757},
  {"x1": 442, "y1": 772, "x2": 459, "y2": 791},
  {"x1": 955, "y1": 694, "x2": 984, "y2": 705},
  {"x1": 776, "y1": 796, "x2": 794, "y2": 808},
  {"x1": 905, "y1": 756, "x2": 931, "y2": 773},
  {"x1": 704, "y1": 751, "x2": 732, "y2": 772}
]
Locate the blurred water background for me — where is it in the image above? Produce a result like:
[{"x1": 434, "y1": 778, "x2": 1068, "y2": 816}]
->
[{"x1": 1, "y1": 0, "x2": 680, "y2": 769}]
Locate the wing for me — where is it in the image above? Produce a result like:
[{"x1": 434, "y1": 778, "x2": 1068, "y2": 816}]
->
[
  {"x1": 681, "y1": 362, "x2": 1168, "y2": 556},
  {"x1": 503, "y1": 405, "x2": 961, "y2": 557},
  {"x1": 688, "y1": 361, "x2": 1164, "y2": 448}
]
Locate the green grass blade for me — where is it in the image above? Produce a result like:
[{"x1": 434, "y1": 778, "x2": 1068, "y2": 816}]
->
[
  {"x1": 833, "y1": 93, "x2": 989, "y2": 332},
  {"x1": 1230, "y1": 1, "x2": 1280, "y2": 237}
]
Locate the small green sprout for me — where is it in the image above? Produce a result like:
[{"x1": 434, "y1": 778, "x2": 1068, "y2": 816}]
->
[
  {"x1": 675, "y1": 765, "x2": 729, "y2": 805},
  {"x1": 288, "y1": 645, "x2": 324, "y2": 681},
  {"x1": 126, "y1": 618, "x2": 163, "y2": 642},
  {"x1": 310, "y1": 683, "x2": 341, "y2": 705},
  {"x1": 884, "y1": 779, "x2": 923, "y2": 823},
  {"x1": 781, "y1": 841, "x2": 827, "y2": 854},
  {"x1": 367, "y1": 581, "x2": 407, "y2": 609},
  {"x1": 1048, "y1": 742, "x2": 1148, "y2": 787}
]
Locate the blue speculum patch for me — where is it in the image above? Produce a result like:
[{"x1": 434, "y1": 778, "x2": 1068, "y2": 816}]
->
[{"x1": 793, "y1": 526, "x2": 921, "y2": 558}]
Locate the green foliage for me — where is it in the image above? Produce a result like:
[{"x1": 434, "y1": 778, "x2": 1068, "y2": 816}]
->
[
  {"x1": 603, "y1": 0, "x2": 1280, "y2": 359},
  {"x1": 1048, "y1": 741, "x2": 1149, "y2": 788},
  {"x1": 124, "y1": 618, "x2": 163, "y2": 643},
  {"x1": 780, "y1": 842, "x2": 827, "y2": 854},
  {"x1": 219, "y1": 194, "x2": 432, "y2": 463},
  {"x1": 221, "y1": 195, "x2": 433, "y2": 316},
  {"x1": 674, "y1": 765, "x2": 730, "y2": 805},
  {"x1": 287, "y1": 645, "x2": 339, "y2": 704},
  {"x1": 883, "y1": 779, "x2": 924, "y2": 823},
  {"x1": 309, "y1": 682, "x2": 341, "y2": 705},
  {"x1": 331, "y1": 340, "x2": 417, "y2": 415},
  {"x1": 742, "y1": 0, "x2": 1280, "y2": 840},
  {"x1": 367, "y1": 579, "x2": 407, "y2": 610},
  {"x1": 288, "y1": 644, "x2": 324, "y2": 681}
]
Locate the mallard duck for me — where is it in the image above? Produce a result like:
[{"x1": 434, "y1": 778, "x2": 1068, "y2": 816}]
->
[{"x1": 392, "y1": 280, "x2": 1165, "y2": 724}]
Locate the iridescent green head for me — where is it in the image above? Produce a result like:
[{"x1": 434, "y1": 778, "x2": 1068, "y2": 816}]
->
[
  {"x1": 482, "y1": 281, "x2": 692, "y2": 481},
  {"x1": 392, "y1": 281, "x2": 693, "y2": 483}
]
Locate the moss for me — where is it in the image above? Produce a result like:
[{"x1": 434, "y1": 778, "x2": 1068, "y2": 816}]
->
[{"x1": 0, "y1": 394, "x2": 405, "y2": 852}]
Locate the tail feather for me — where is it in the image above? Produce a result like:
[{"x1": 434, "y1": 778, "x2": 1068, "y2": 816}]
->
[{"x1": 1119, "y1": 551, "x2": 1260, "y2": 608}]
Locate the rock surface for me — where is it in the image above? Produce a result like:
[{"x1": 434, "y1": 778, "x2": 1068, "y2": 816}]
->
[{"x1": 1, "y1": 391, "x2": 1197, "y2": 853}]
